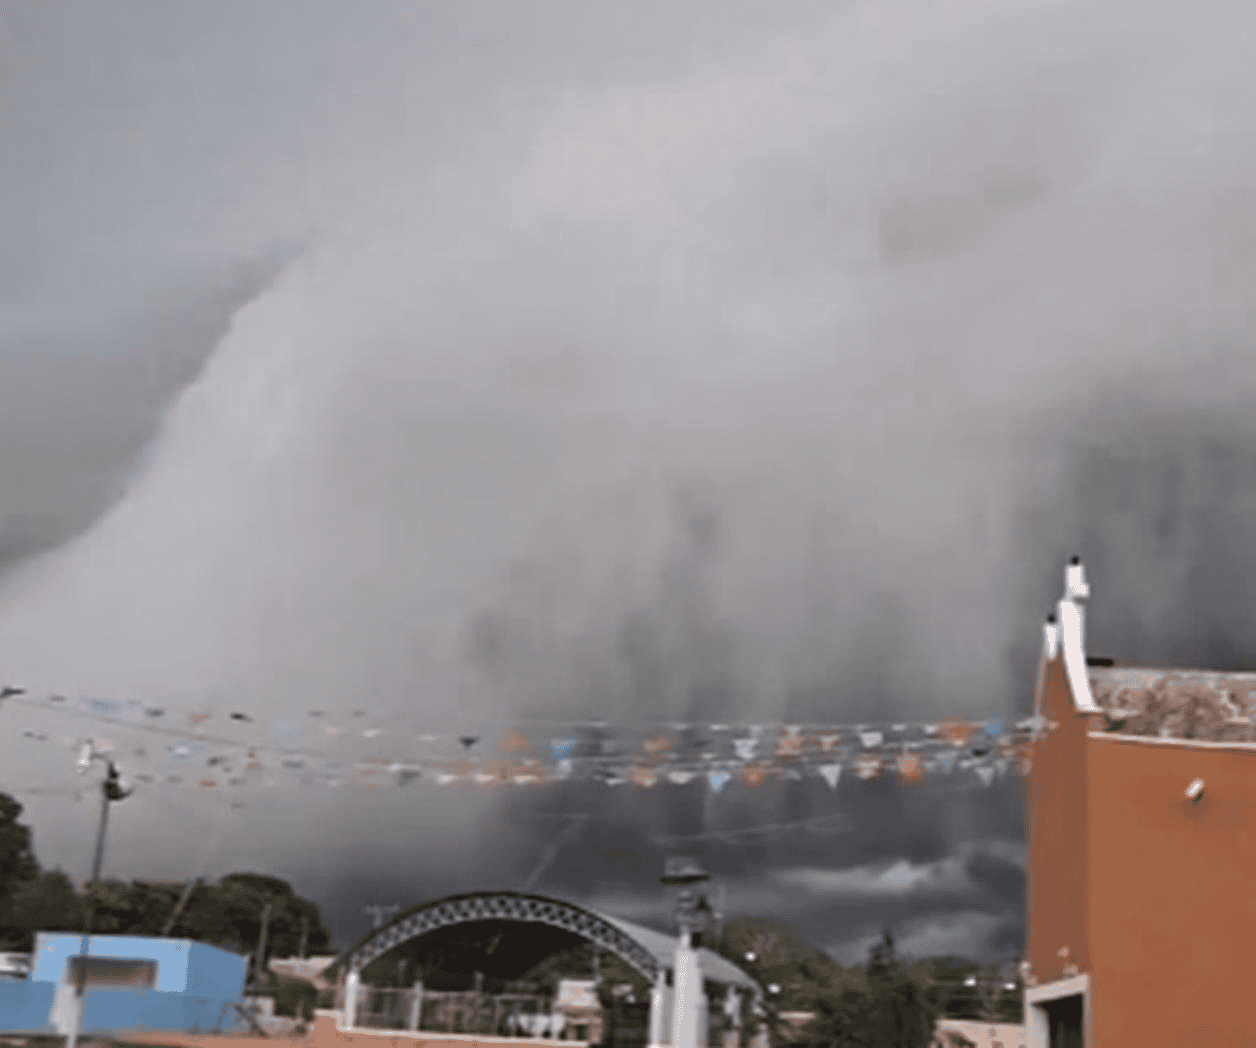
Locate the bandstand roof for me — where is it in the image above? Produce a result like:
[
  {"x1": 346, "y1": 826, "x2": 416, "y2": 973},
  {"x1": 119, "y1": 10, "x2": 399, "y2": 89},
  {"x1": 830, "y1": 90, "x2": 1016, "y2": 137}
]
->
[
  {"x1": 328, "y1": 891, "x2": 760, "y2": 994},
  {"x1": 597, "y1": 913, "x2": 758, "y2": 992}
]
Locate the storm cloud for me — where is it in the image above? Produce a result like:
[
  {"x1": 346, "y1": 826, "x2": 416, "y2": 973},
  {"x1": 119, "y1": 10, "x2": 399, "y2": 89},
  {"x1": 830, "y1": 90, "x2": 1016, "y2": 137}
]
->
[{"x1": 4, "y1": 0, "x2": 1256, "y2": 958}]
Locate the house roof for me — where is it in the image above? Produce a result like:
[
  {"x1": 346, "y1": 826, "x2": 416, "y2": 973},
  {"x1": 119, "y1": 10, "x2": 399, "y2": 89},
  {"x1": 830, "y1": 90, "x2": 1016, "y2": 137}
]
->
[
  {"x1": 1089, "y1": 666, "x2": 1256, "y2": 742},
  {"x1": 1039, "y1": 558, "x2": 1256, "y2": 744}
]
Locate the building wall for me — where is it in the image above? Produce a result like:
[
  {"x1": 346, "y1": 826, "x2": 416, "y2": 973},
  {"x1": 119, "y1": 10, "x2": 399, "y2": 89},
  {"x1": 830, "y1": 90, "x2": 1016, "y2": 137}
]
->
[
  {"x1": 30, "y1": 934, "x2": 191, "y2": 992},
  {"x1": 21, "y1": 934, "x2": 246, "y2": 1037},
  {"x1": 933, "y1": 1019, "x2": 1025, "y2": 1048},
  {"x1": 183, "y1": 940, "x2": 248, "y2": 1000},
  {"x1": 0, "y1": 980, "x2": 56, "y2": 1032},
  {"x1": 1024, "y1": 655, "x2": 1102, "y2": 986},
  {"x1": 79, "y1": 987, "x2": 242, "y2": 1034},
  {"x1": 1085, "y1": 733, "x2": 1256, "y2": 1047}
]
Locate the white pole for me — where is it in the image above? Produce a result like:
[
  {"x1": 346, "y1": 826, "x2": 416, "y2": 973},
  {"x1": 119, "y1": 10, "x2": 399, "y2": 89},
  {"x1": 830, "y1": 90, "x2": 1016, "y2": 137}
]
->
[
  {"x1": 408, "y1": 981, "x2": 424, "y2": 1031},
  {"x1": 344, "y1": 966, "x2": 361, "y2": 1029},
  {"x1": 649, "y1": 969, "x2": 670, "y2": 1046},
  {"x1": 672, "y1": 932, "x2": 704, "y2": 1048}
]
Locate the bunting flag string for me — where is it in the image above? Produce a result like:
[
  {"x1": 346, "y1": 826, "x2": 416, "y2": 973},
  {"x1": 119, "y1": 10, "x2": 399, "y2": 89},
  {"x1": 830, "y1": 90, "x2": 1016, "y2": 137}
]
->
[{"x1": 0, "y1": 687, "x2": 1048, "y2": 798}]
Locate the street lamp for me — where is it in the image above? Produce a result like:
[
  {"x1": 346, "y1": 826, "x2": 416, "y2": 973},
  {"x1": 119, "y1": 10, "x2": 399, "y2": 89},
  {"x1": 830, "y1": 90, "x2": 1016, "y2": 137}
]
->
[
  {"x1": 65, "y1": 745, "x2": 132, "y2": 1048},
  {"x1": 661, "y1": 856, "x2": 712, "y2": 946}
]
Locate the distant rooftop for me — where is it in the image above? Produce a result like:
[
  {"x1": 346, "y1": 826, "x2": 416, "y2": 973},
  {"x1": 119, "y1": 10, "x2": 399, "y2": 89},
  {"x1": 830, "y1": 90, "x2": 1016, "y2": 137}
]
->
[{"x1": 1089, "y1": 666, "x2": 1256, "y2": 742}]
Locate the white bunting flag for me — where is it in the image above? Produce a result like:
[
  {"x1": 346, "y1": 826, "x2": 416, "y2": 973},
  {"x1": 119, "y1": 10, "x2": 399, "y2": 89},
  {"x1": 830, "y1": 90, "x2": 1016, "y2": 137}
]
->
[
  {"x1": 667, "y1": 770, "x2": 697, "y2": 785},
  {"x1": 818, "y1": 763, "x2": 842, "y2": 789},
  {"x1": 859, "y1": 731, "x2": 883, "y2": 749},
  {"x1": 733, "y1": 738, "x2": 758, "y2": 760},
  {"x1": 976, "y1": 766, "x2": 996, "y2": 787}
]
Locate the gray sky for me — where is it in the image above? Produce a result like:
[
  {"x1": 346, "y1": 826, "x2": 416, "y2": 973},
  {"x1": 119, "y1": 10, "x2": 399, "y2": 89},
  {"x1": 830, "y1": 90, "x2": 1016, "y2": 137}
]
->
[{"x1": 4, "y1": 0, "x2": 1256, "y2": 962}]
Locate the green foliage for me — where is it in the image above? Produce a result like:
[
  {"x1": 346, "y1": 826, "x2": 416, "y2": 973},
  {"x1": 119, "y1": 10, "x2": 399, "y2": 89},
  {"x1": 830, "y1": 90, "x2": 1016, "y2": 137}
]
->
[
  {"x1": 790, "y1": 931, "x2": 939, "y2": 1048},
  {"x1": 0, "y1": 870, "x2": 87, "y2": 950},
  {"x1": 0, "y1": 794, "x2": 40, "y2": 904},
  {"x1": 906, "y1": 957, "x2": 1023, "y2": 1025},
  {"x1": 0, "y1": 791, "x2": 333, "y2": 968},
  {"x1": 255, "y1": 970, "x2": 318, "y2": 1019},
  {"x1": 167, "y1": 873, "x2": 333, "y2": 967}
]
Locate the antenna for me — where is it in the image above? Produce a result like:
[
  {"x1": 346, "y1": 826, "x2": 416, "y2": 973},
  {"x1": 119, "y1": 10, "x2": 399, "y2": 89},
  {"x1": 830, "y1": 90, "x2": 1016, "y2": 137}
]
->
[{"x1": 364, "y1": 903, "x2": 401, "y2": 929}]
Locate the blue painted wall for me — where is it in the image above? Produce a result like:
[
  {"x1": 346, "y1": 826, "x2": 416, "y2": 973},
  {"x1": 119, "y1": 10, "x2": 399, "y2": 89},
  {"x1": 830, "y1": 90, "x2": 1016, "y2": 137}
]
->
[
  {"x1": 30, "y1": 934, "x2": 192, "y2": 991},
  {"x1": 80, "y1": 989, "x2": 248, "y2": 1034},
  {"x1": 0, "y1": 981, "x2": 55, "y2": 1033},
  {"x1": 184, "y1": 940, "x2": 249, "y2": 999},
  {"x1": 3, "y1": 933, "x2": 249, "y2": 1035}
]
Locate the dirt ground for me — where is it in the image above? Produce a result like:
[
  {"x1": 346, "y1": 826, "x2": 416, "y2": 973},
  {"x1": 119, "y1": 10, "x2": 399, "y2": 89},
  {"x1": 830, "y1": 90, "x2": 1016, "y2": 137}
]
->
[{"x1": 108, "y1": 1015, "x2": 570, "y2": 1048}]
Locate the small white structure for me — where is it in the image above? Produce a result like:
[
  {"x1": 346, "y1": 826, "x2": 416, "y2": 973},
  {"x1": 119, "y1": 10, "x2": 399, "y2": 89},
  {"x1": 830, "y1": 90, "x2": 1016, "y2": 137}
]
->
[{"x1": 555, "y1": 979, "x2": 603, "y2": 1043}]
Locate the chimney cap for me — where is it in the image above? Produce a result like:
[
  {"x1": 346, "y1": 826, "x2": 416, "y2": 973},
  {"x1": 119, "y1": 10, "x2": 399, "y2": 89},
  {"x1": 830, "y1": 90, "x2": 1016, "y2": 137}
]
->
[
  {"x1": 1070, "y1": 555, "x2": 1081, "y2": 565},
  {"x1": 1046, "y1": 614, "x2": 1056, "y2": 623}
]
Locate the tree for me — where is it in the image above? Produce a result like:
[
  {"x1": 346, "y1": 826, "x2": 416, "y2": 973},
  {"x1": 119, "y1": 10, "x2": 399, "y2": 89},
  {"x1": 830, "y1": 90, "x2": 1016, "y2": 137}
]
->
[
  {"x1": 169, "y1": 873, "x2": 332, "y2": 973},
  {"x1": 796, "y1": 932, "x2": 940, "y2": 1048},
  {"x1": 0, "y1": 794, "x2": 40, "y2": 902},
  {"x1": 859, "y1": 932, "x2": 939, "y2": 1048},
  {"x1": 0, "y1": 870, "x2": 86, "y2": 950}
]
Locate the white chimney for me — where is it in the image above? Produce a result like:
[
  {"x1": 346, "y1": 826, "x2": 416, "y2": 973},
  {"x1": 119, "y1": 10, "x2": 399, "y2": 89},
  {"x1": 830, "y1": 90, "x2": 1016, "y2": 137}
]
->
[
  {"x1": 1065, "y1": 556, "x2": 1089, "y2": 603},
  {"x1": 1043, "y1": 614, "x2": 1059, "y2": 660},
  {"x1": 1057, "y1": 556, "x2": 1101, "y2": 713}
]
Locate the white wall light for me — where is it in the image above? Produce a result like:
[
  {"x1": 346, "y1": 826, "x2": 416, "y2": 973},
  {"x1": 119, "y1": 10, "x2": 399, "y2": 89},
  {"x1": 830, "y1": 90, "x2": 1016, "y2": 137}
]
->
[{"x1": 1186, "y1": 778, "x2": 1205, "y2": 801}]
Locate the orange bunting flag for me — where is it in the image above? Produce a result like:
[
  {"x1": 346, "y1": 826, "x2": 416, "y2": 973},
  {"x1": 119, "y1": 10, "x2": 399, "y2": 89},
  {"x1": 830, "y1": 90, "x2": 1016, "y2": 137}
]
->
[
  {"x1": 776, "y1": 727, "x2": 804, "y2": 757},
  {"x1": 630, "y1": 766, "x2": 659, "y2": 788},
  {"x1": 896, "y1": 753, "x2": 924, "y2": 785},
  {"x1": 742, "y1": 763, "x2": 766, "y2": 787},
  {"x1": 854, "y1": 755, "x2": 882, "y2": 781},
  {"x1": 503, "y1": 732, "x2": 531, "y2": 753},
  {"x1": 940, "y1": 722, "x2": 975, "y2": 747},
  {"x1": 817, "y1": 733, "x2": 842, "y2": 753},
  {"x1": 644, "y1": 736, "x2": 672, "y2": 756}
]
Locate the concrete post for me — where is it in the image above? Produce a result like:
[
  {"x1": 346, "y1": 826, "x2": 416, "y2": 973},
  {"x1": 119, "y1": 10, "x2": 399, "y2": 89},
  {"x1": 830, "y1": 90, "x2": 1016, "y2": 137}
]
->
[
  {"x1": 649, "y1": 969, "x2": 670, "y2": 1046},
  {"x1": 722, "y1": 987, "x2": 741, "y2": 1048},
  {"x1": 408, "y1": 981, "x2": 424, "y2": 1032},
  {"x1": 672, "y1": 934, "x2": 705, "y2": 1048},
  {"x1": 344, "y1": 966, "x2": 361, "y2": 1029}
]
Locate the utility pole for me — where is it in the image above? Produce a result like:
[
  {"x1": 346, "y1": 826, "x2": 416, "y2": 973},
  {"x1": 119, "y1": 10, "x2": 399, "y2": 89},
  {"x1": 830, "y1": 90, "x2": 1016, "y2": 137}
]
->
[
  {"x1": 252, "y1": 900, "x2": 274, "y2": 991},
  {"x1": 65, "y1": 754, "x2": 131, "y2": 1048},
  {"x1": 162, "y1": 878, "x2": 202, "y2": 937}
]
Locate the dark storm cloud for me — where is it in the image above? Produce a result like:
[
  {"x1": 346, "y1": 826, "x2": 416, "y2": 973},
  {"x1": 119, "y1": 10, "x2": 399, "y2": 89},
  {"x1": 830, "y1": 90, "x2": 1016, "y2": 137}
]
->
[{"x1": 6, "y1": 0, "x2": 1256, "y2": 960}]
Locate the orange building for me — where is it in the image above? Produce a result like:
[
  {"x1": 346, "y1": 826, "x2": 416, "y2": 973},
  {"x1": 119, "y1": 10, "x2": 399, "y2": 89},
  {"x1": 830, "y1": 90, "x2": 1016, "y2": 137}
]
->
[{"x1": 1023, "y1": 557, "x2": 1256, "y2": 1047}]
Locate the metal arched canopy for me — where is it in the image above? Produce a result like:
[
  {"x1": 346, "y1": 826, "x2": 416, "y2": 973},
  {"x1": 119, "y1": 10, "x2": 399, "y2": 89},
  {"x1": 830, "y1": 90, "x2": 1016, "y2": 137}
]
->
[{"x1": 325, "y1": 890, "x2": 759, "y2": 993}]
